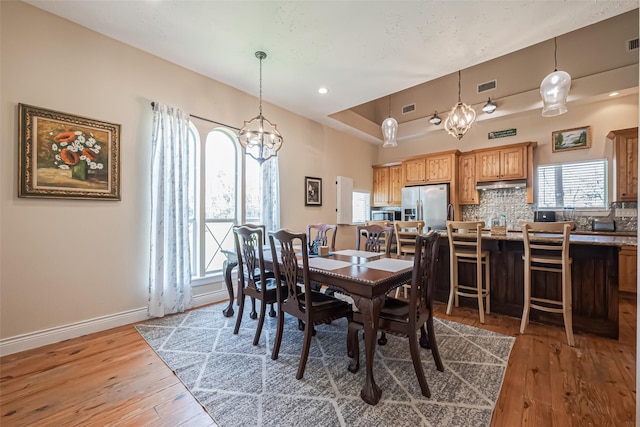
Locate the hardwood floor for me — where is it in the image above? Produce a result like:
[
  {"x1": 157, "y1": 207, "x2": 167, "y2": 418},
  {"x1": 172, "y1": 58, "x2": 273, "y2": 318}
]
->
[{"x1": 1, "y1": 296, "x2": 636, "y2": 426}]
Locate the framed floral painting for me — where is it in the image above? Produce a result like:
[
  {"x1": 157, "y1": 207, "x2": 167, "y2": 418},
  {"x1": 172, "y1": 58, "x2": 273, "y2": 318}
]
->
[{"x1": 18, "y1": 104, "x2": 121, "y2": 200}]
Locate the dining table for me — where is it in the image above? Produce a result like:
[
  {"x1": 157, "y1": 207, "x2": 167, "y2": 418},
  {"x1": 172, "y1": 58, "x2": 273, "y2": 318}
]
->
[{"x1": 260, "y1": 247, "x2": 415, "y2": 405}]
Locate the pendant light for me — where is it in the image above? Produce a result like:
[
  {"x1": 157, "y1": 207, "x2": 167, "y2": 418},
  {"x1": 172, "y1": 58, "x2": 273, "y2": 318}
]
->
[
  {"x1": 444, "y1": 70, "x2": 476, "y2": 140},
  {"x1": 429, "y1": 111, "x2": 442, "y2": 125},
  {"x1": 482, "y1": 98, "x2": 497, "y2": 114},
  {"x1": 237, "y1": 51, "x2": 283, "y2": 164},
  {"x1": 381, "y1": 95, "x2": 398, "y2": 147},
  {"x1": 540, "y1": 37, "x2": 571, "y2": 117}
]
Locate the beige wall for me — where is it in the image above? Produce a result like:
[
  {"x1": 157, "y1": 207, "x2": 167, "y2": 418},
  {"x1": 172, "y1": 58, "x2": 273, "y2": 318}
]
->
[{"x1": 0, "y1": 1, "x2": 376, "y2": 343}]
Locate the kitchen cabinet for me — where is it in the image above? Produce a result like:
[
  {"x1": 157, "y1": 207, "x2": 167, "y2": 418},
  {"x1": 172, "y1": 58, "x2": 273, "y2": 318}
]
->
[
  {"x1": 477, "y1": 145, "x2": 526, "y2": 182},
  {"x1": 402, "y1": 151, "x2": 457, "y2": 186},
  {"x1": 458, "y1": 153, "x2": 478, "y2": 204},
  {"x1": 609, "y1": 127, "x2": 638, "y2": 202},
  {"x1": 372, "y1": 164, "x2": 402, "y2": 206},
  {"x1": 619, "y1": 245, "x2": 637, "y2": 293}
]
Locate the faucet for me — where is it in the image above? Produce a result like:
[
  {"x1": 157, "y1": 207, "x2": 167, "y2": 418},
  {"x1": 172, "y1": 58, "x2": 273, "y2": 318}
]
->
[{"x1": 447, "y1": 203, "x2": 455, "y2": 221}]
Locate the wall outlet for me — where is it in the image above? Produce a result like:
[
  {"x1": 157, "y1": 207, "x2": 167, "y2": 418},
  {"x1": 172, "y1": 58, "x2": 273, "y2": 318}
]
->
[{"x1": 615, "y1": 208, "x2": 638, "y2": 217}]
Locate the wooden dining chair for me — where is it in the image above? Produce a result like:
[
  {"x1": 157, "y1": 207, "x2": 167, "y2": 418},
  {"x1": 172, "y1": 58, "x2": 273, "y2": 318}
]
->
[
  {"x1": 356, "y1": 224, "x2": 394, "y2": 255},
  {"x1": 365, "y1": 220, "x2": 393, "y2": 253},
  {"x1": 232, "y1": 225, "x2": 286, "y2": 346},
  {"x1": 347, "y1": 231, "x2": 444, "y2": 398},
  {"x1": 520, "y1": 221, "x2": 575, "y2": 346},
  {"x1": 393, "y1": 220, "x2": 425, "y2": 298},
  {"x1": 238, "y1": 223, "x2": 277, "y2": 318},
  {"x1": 307, "y1": 223, "x2": 338, "y2": 252},
  {"x1": 268, "y1": 229, "x2": 353, "y2": 380}
]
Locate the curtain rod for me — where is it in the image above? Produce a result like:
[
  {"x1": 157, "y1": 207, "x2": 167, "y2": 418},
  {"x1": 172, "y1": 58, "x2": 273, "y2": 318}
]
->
[{"x1": 150, "y1": 102, "x2": 240, "y2": 131}]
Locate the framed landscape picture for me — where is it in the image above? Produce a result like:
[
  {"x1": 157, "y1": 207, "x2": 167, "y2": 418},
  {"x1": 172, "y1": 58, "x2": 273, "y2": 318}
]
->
[
  {"x1": 18, "y1": 104, "x2": 121, "y2": 200},
  {"x1": 305, "y1": 176, "x2": 322, "y2": 206},
  {"x1": 552, "y1": 125, "x2": 591, "y2": 153}
]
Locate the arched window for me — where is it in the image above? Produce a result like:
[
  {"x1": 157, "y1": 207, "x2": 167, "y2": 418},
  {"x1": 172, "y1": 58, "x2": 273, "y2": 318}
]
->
[{"x1": 188, "y1": 122, "x2": 263, "y2": 282}]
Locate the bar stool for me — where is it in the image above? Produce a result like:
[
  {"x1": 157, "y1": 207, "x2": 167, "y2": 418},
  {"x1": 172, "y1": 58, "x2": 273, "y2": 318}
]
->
[
  {"x1": 520, "y1": 221, "x2": 575, "y2": 346},
  {"x1": 445, "y1": 221, "x2": 490, "y2": 324},
  {"x1": 393, "y1": 220, "x2": 425, "y2": 298}
]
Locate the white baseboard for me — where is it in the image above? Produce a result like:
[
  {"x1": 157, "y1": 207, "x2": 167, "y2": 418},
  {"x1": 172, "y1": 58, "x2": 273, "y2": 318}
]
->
[{"x1": 0, "y1": 290, "x2": 228, "y2": 357}]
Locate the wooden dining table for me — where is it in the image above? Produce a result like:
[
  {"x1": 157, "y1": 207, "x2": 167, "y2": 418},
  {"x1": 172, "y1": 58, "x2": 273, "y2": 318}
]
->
[{"x1": 261, "y1": 248, "x2": 414, "y2": 405}]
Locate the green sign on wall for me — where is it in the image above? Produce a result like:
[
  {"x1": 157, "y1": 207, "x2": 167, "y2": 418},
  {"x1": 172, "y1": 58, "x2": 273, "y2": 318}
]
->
[{"x1": 488, "y1": 128, "x2": 517, "y2": 139}]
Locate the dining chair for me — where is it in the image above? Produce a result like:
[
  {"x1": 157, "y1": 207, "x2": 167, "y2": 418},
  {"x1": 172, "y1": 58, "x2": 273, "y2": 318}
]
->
[
  {"x1": 307, "y1": 223, "x2": 338, "y2": 252},
  {"x1": 520, "y1": 221, "x2": 575, "y2": 346},
  {"x1": 346, "y1": 231, "x2": 444, "y2": 398},
  {"x1": 445, "y1": 220, "x2": 491, "y2": 324},
  {"x1": 393, "y1": 220, "x2": 425, "y2": 298},
  {"x1": 232, "y1": 225, "x2": 286, "y2": 346},
  {"x1": 365, "y1": 220, "x2": 393, "y2": 253},
  {"x1": 356, "y1": 224, "x2": 394, "y2": 256},
  {"x1": 268, "y1": 229, "x2": 353, "y2": 380},
  {"x1": 238, "y1": 223, "x2": 277, "y2": 318}
]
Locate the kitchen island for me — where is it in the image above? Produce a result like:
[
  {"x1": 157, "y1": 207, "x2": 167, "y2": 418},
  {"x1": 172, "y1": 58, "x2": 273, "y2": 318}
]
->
[{"x1": 434, "y1": 231, "x2": 637, "y2": 339}]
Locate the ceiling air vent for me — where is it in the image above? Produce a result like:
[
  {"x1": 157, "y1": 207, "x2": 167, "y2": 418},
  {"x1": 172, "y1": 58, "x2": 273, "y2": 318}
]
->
[
  {"x1": 402, "y1": 104, "x2": 416, "y2": 114},
  {"x1": 477, "y1": 80, "x2": 497, "y2": 94},
  {"x1": 627, "y1": 38, "x2": 639, "y2": 51}
]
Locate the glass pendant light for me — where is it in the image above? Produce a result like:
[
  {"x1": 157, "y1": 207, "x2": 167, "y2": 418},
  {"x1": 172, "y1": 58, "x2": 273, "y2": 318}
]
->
[
  {"x1": 444, "y1": 70, "x2": 476, "y2": 140},
  {"x1": 429, "y1": 111, "x2": 442, "y2": 125},
  {"x1": 482, "y1": 98, "x2": 497, "y2": 114},
  {"x1": 540, "y1": 37, "x2": 571, "y2": 117},
  {"x1": 381, "y1": 95, "x2": 398, "y2": 147},
  {"x1": 237, "y1": 51, "x2": 283, "y2": 164}
]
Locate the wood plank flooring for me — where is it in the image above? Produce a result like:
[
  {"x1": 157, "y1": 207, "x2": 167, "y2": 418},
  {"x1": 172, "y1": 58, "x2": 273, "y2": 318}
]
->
[{"x1": 1, "y1": 296, "x2": 636, "y2": 426}]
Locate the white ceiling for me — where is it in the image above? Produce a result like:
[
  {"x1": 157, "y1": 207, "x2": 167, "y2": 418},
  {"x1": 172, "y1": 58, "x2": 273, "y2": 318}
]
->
[{"x1": 25, "y1": 0, "x2": 638, "y2": 135}]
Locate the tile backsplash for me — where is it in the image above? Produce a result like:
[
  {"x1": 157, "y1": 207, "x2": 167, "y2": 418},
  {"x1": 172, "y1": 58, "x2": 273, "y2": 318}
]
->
[{"x1": 461, "y1": 188, "x2": 637, "y2": 232}]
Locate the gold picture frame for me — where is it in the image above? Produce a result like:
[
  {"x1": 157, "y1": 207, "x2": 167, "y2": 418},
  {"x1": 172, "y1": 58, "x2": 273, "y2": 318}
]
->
[
  {"x1": 552, "y1": 125, "x2": 592, "y2": 153},
  {"x1": 18, "y1": 104, "x2": 121, "y2": 200}
]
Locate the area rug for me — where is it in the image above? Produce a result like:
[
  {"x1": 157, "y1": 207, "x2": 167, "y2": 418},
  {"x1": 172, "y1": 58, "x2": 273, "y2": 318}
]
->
[{"x1": 136, "y1": 303, "x2": 515, "y2": 427}]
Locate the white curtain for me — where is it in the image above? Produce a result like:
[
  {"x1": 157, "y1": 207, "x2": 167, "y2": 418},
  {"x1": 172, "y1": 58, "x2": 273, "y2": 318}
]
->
[
  {"x1": 148, "y1": 102, "x2": 193, "y2": 317},
  {"x1": 261, "y1": 156, "x2": 280, "y2": 233}
]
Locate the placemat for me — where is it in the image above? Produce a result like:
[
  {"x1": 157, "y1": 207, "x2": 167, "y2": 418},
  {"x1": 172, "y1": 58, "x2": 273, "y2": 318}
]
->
[
  {"x1": 304, "y1": 257, "x2": 353, "y2": 271},
  {"x1": 363, "y1": 258, "x2": 413, "y2": 272},
  {"x1": 330, "y1": 249, "x2": 381, "y2": 258}
]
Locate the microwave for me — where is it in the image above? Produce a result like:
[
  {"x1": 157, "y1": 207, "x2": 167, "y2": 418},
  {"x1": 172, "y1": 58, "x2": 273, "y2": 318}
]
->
[{"x1": 371, "y1": 210, "x2": 401, "y2": 222}]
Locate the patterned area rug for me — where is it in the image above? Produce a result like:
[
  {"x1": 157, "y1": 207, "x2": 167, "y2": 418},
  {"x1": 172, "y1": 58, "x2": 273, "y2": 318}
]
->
[{"x1": 136, "y1": 303, "x2": 515, "y2": 427}]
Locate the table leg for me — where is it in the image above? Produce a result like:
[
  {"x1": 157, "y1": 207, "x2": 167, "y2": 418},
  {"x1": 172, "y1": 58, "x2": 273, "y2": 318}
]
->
[
  {"x1": 351, "y1": 295, "x2": 384, "y2": 405},
  {"x1": 222, "y1": 259, "x2": 237, "y2": 317}
]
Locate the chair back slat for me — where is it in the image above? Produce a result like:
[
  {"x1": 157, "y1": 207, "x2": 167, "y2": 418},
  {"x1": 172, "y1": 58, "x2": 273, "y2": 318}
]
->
[
  {"x1": 446, "y1": 221, "x2": 484, "y2": 260},
  {"x1": 410, "y1": 231, "x2": 440, "y2": 321},
  {"x1": 522, "y1": 221, "x2": 573, "y2": 266},
  {"x1": 307, "y1": 223, "x2": 338, "y2": 251},
  {"x1": 355, "y1": 224, "x2": 394, "y2": 255},
  {"x1": 233, "y1": 226, "x2": 267, "y2": 292}
]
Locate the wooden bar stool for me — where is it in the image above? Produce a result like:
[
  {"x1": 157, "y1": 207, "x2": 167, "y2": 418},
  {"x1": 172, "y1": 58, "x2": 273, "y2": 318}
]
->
[
  {"x1": 520, "y1": 221, "x2": 575, "y2": 346},
  {"x1": 445, "y1": 221, "x2": 490, "y2": 324},
  {"x1": 393, "y1": 220, "x2": 425, "y2": 298}
]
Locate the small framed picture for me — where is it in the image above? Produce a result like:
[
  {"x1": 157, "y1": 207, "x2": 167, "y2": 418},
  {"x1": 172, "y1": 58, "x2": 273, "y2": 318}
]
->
[
  {"x1": 552, "y1": 126, "x2": 592, "y2": 153},
  {"x1": 18, "y1": 103, "x2": 121, "y2": 200},
  {"x1": 305, "y1": 176, "x2": 322, "y2": 206}
]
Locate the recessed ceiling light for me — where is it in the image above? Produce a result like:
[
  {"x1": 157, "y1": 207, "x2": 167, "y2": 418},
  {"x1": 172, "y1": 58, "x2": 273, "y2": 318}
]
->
[
  {"x1": 318, "y1": 87, "x2": 328, "y2": 94},
  {"x1": 609, "y1": 92, "x2": 619, "y2": 97}
]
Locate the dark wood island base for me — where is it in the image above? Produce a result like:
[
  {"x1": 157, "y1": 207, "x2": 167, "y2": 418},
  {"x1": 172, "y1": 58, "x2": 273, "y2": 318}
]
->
[{"x1": 434, "y1": 232, "x2": 634, "y2": 340}]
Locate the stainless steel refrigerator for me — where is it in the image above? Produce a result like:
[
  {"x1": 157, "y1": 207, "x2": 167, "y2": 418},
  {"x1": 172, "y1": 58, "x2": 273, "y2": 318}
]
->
[{"x1": 401, "y1": 184, "x2": 449, "y2": 231}]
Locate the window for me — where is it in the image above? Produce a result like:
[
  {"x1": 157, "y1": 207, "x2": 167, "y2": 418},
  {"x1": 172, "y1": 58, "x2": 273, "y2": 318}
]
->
[
  {"x1": 188, "y1": 123, "x2": 262, "y2": 281},
  {"x1": 352, "y1": 191, "x2": 371, "y2": 224},
  {"x1": 536, "y1": 159, "x2": 607, "y2": 209}
]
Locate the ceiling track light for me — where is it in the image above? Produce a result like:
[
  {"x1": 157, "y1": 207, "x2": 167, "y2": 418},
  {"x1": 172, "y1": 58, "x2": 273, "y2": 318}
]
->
[
  {"x1": 444, "y1": 70, "x2": 476, "y2": 140},
  {"x1": 381, "y1": 95, "x2": 398, "y2": 147},
  {"x1": 482, "y1": 97, "x2": 497, "y2": 114},
  {"x1": 540, "y1": 37, "x2": 571, "y2": 117},
  {"x1": 429, "y1": 111, "x2": 442, "y2": 125},
  {"x1": 237, "y1": 51, "x2": 283, "y2": 164}
]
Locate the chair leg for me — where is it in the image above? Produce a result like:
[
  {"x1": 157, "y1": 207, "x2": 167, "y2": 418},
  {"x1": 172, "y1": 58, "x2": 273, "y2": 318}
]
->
[
  {"x1": 269, "y1": 303, "x2": 276, "y2": 317},
  {"x1": 408, "y1": 326, "x2": 430, "y2": 398},
  {"x1": 520, "y1": 264, "x2": 531, "y2": 335},
  {"x1": 250, "y1": 297, "x2": 257, "y2": 320},
  {"x1": 347, "y1": 321, "x2": 360, "y2": 373},
  {"x1": 476, "y1": 260, "x2": 485, "y2": 324},
  {"x1": 296, "y1": 320, "x2": 314, "y2": 380},
  {"x1": 253, "y1": 299, "x2": 267, "y2": 346},
  {"x1": 394, "y1": 287, "x2": 401, "y2": 299},
  {"x1": 563, "y1": 267, "x2": 575, "y2": 347},
  {"x1": 233, "y1": 294, "x2": 245, "y2": 335},
  {"x1": 403, "y1": 285, "x2": 408, "y2": 299},
  {"x1": 424, "y1": 318, "x2": 444, "y2": 372},
  {"x1": 446, "y1": 257, "x2": 457, "y2": 315},
  {"x1": 484, "y1": 255, "x2": 491, "y2": 314},
  {"x1": 377, "y1": 331, "x2": 387, "y2": 345},
  {"x1": 271, "y1": 307, "x2": 285, "y2": 360}
]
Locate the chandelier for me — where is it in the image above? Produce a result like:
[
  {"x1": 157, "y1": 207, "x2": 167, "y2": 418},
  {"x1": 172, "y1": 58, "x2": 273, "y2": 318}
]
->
[
  {"x1": 444, "y1": 70, "x2": 476, "y2": 140},
  {"x1": 381, "y1": 95, "x2": 398, "y2": 147},
  {"x1": 237, "y1": 51, "x2": 283, "y2": 164},
  {"x1": 540, "y1": 37, "x2": 571, "y2": 117}
]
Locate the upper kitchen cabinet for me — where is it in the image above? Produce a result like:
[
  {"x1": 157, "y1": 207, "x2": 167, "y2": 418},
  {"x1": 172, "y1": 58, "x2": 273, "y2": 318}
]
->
[
  {"x1": 372, "y1": 164, "x2": 402, "y2": 206},
  {"x1": 477, "y1": 145, "x2": 527, "y2": 182},
  {"x1": 609, "y1": 127, "x2": 638, "y2": 202},
  {"x1": 458, "y1": 153, "x2": 478, "y2": 205},
  {"x1": 402, "y1": 150, "x2": 459, "y2": 186}
]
